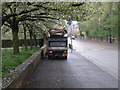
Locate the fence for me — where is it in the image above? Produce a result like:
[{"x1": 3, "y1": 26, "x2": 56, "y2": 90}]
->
[{"x1": 2, "y1": 39, "x2": 43, "y2": 48}]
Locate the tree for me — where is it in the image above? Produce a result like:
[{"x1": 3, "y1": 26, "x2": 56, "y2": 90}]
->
[
  {"x1": 2, "y1": 2, "x2": 59, "y2": 54},
  {"x1": 22, "y1": 21, "x2": 28, "y2": 50},
  {"x1": 2, "y1": 2, "x2": 92, "y2": 54},
  {"x1": 78, "y1": 2, "x2": 118, "y2": 42}
]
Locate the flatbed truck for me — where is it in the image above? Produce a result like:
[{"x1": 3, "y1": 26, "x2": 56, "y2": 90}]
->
[{"x1": 48, "y1": 28, "x2": 68, "y2": 59}]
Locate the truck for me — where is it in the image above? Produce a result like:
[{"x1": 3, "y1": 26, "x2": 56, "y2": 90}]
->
[{"x1": 48, "y1": 28, "x2": 68, "y2": 59}]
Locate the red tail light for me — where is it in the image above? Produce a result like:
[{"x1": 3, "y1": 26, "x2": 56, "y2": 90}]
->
[
  {"x1": 63, "y1": 51, "x2": 67, "y2": 53},
  {"x1": 49, "y1": 51, "x2": 53, "y2": 53}
]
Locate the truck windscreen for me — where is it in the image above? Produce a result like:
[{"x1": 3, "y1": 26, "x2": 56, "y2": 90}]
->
[{"x1": 50, "y1": 41, "x2": 67, "y2": 47}]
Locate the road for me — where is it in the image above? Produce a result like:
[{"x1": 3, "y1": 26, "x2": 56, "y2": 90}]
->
[
  {"x1": 25, "y1": 39, "x2": 118, "y2": 88},
  {"x1": 71, "y1": 38, "x2": 118, "y2": 79}
]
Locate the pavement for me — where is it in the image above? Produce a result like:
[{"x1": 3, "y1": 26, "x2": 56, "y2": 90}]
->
[{"x1": 24, "y1": 40, "x2": 118, "y2": 88}]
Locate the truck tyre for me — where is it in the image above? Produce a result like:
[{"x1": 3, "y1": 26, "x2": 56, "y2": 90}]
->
[
  {"x1": 48, "y1": 56, "x2": 51, "y2": 59},
  {"x1": 64, "y1": 56, "x2": 67, "y2": 60}
]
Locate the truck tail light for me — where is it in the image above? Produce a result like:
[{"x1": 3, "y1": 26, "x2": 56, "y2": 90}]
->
[
  {"x1": 49, "y1": 51, "x2": 53, "y2": 53},
  {"x1": 63, "y1": 51, "x2": 67, "y2": 53}
]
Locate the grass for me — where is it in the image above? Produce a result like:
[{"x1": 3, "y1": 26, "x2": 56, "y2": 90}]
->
[
  {"x1": 2, "y1": 46, "x2": 40, "y2": 78},
  {"x1": 0, "y1": 58, "x2": 1, "y2": 78}
]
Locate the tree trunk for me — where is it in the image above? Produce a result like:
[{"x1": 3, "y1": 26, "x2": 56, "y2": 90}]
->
[
  {"x1": 109, "y1": 28, "x2": 112, "y2": 43},
  {"x1": 23, "y1": 23, "x2": 27, "y2": 50},
  {"x1": 12, "y1": 24, "x2": 19, "y2": 55},
  {"x1": 29, "y1": 30, "x2": 33, "y2": 50},
  {"x1": 33, "y1": 34, "x2": 37, "y2": 47},
  {"x1": 43, "y1": 34, "x2": 48, "y2": 49}
]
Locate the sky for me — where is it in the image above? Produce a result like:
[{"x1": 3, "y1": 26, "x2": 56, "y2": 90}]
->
[
  {"x1": 1, "y1": 0, "x2": 119, "y2": 2},
  {"x1": 71, "y1": 21, "x2": 78, "y2": 25}
]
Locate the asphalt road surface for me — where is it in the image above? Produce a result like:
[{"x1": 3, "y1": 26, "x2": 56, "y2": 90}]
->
[
  {"x1": 25, "y1": 39, "x2": 118, "y2": 88},
  {"x1": 71, "y1": 38, "x2": 118, "y2": 79}
]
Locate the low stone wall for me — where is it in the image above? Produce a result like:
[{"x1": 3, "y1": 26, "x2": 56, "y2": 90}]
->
[
  {"x1": 2, "y1": 45, "x2": 47, "y2": 89},
  {"x1": 76, "y1": 35, "x2": 118, "y2": 43},
  {"x1": 87, "y1": 37, "x2": 118, "y2": 43}
]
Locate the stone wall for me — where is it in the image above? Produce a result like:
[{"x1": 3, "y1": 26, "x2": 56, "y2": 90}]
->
[
  {"x1": 2, "y1": 45, "x2": 47, "y2": 89},
  {"x1": 76, "y1": 35, "x2": 118, "y2": 43}
]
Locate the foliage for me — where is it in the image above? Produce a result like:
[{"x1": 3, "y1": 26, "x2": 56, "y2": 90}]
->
[
  {"x1": 2, "y1": 2, "x2": 88, "y2": 54},
  {"x1": 2, "y1": 2, "x2": 119, "y2": 54},
  {"x1": 79, "y1": 2, "x2": 118, "y2": 38},
  {"x1": 2, "y1": 46, "x2": 39, "y2": 77}
]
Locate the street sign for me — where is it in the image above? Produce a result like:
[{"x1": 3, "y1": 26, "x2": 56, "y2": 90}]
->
[
  {"x1": 67, "y1": 22, "x2": 72, "y2": 25},
  {"x1": 82, "y1": 32, "x2": 86, "y2": 35}
]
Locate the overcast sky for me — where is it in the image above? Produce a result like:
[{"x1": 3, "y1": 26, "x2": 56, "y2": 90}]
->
[{"x1": 1, "y1": 0, "x2": 119, "y2": 2}]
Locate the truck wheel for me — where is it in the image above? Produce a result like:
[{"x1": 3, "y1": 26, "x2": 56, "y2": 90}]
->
[
  {"x1": 48, "y1": 56, "x2": 51, "y2": 59},
  {"x1": 64, "y1": 56, "x2": 67, "y2": 60}
]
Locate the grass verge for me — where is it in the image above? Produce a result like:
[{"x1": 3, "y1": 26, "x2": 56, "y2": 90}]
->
[{"x1": 2, "y1": 46, "x2": 40, "y2": 78}]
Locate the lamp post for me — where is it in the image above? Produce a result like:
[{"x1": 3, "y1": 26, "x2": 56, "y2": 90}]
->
[
  {"x1": 70, "y1": 25, "x2": 73, "y2": 53},
  {"x1": 67, "y1": 21, "x2": 73, "y2": 53},
  {"x1": 108, "y1": 28, "x2": 112, "y2": 43}
]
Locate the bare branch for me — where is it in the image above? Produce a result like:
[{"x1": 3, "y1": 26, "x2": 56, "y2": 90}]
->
[
  {"x1": 3, "y1": 23, "x2": 11, "y2": 28},
  {"x1": 2, "y1": 8, "x2": 40, "y2": 25},
  {"x1": 9, "y1": 6, "x2": 13, "y2": 13},
  {"x1": 2, "y1": 13, "x2": 17, "y2": 25},
  {"x1": 2, "y1": 12, "x2": 8, "y2": 16},
  {"x1": 18, "y1": 8, "x2": 39, "y2": 15},
  {"x1": 71, "y1": 2, "x2": 85, "y2": 7},
  {"x1": 18, "y1": 15, "x2": 59, "y2": 22},
  {"x1": 32, "y1": 4, "x2": 61, "y2": 12},
  {"x1": 18, "y1": 18, "x2": 47, "y2": 22}
]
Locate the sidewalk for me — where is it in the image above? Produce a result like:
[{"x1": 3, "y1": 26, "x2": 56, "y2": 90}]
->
[{"x1": 25, "y1": 49, "x2": 118, "y2": 88}]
